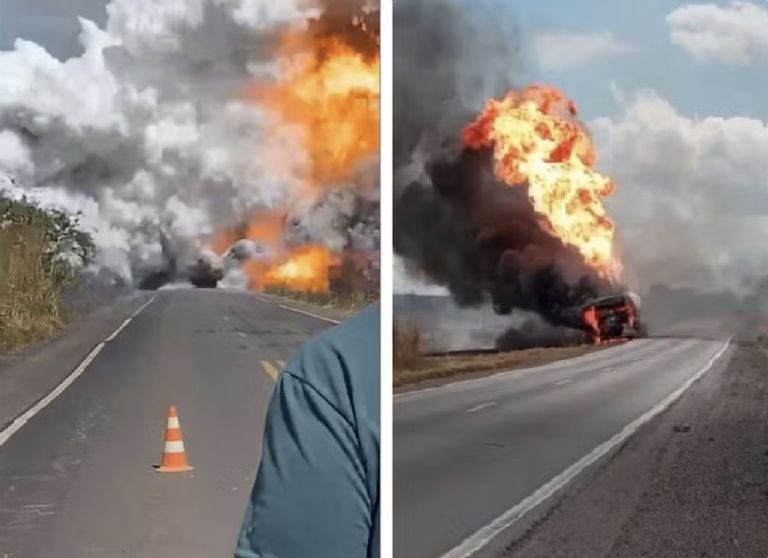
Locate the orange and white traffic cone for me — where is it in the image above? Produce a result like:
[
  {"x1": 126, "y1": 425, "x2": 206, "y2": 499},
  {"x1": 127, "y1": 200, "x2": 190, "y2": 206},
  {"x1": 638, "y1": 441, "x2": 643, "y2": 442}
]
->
[{"x1": 156, "y1": 405, "x2": 193, "y2": 473}]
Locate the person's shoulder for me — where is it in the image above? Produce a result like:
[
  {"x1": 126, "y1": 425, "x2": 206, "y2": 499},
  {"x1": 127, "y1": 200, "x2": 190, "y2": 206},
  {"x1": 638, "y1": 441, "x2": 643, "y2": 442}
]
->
[{"x1": 285, "y1": 303, "x2": 380, "y2": 426}]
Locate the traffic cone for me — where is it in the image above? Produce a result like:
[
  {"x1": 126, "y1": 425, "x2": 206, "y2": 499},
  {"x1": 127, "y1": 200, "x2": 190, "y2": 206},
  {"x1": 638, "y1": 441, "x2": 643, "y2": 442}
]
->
[{"x1": 156, "y1": 405, "x2": 193, "y2": 473}]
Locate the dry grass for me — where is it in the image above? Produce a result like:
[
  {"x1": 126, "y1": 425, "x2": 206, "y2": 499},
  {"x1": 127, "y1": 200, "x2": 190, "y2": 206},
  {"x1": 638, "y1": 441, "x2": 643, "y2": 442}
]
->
[
  {"x1": 0, "y1": 196, "x2": 92, "y2": 354},
  {"x1": 0, "y1": 222, "x2": 64, "y2": 353},
  {"x1": 394, "y1": 322, "x2": 423, "y2": 370},
  {"x1": 394, "y1": 344, "x2": 608, "y2": 389},
  {"x1": 264, "y1": 284, "x2": 376, "y2": 313}
]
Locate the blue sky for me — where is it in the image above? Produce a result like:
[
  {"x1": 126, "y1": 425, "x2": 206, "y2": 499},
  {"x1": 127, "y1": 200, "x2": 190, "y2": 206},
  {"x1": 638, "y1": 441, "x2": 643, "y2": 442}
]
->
[
  {"x1": 491, "y1": 0, "x2": 768, "y2": 122},
  {"x1": 0, "y1": 0, "x2": 107, "y2": 59}
]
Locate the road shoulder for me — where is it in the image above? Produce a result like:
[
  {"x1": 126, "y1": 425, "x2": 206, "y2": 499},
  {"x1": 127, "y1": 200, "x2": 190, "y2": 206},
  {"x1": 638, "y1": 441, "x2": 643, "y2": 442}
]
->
[
  {"x1": 251, "y1": 291, "x2": 367, "y2": 323},
  {"x1": 0, "y1": 292, "x2": 153, "y2": 434},
  {"x1": 506, "y1": 343, "x2": 768, "y2": 558}
]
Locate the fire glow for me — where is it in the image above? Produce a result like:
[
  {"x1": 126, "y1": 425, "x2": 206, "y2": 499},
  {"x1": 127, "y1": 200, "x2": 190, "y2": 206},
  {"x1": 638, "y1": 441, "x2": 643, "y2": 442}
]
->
[
  {"x1": 214, "y1": 9, "x2": 379, "y2": 294},
  {"x1": 254, "y1": 21, "x2": 380, "y2": 187},
  {"x1": 464, "y1": 84, "x2": 620, "y2": 281},
  {"x1": 263, "y1": 245, "x2": 336, "y2": 293}
]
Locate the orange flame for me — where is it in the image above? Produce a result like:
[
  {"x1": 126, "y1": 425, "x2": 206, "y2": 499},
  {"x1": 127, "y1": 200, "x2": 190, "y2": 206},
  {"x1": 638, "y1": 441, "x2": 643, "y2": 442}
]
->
[
  {"x1": 583, "y1": 306, "x2": 602, "y2": 344},
  {"x1": 263, "y1": 245, "x2": 335, "y2": 293},
  {"x1": 214, "y1": 11, "x2": 379, "y2": 294},
  {"x1": 464, "y1": 84, "x2": 620, "y2": 281},
  {"x1": 253, "y1": 28, "x2": 380, "y2": 187}
]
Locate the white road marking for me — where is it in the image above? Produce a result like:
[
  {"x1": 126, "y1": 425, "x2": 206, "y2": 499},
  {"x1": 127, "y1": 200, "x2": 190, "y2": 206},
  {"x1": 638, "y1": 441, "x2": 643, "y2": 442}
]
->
[
  {"x1": 465, "y1": 401, "x2": 498, "y2": 414},
  {"x1": 130, "y1": 296, "x2": 156, "y2": 319},
  {"x1": 0, "y1": 296, "x2": 157, "y2": 448},
  {"x1": 438, "y1": 338, "x2": 732, "y2": 558},
  {"x1": 276, "y1": 304, "x2": 340, "y2": 324},
  {"x1": 553, "y1": 379, "x2": 573, "y2": 386},
  {"x1": 105, "y1": 318, "x2": 132, "y2": 342},
  {"x1": 250, "y1": 293, "x2": 341, "y2": 324}
]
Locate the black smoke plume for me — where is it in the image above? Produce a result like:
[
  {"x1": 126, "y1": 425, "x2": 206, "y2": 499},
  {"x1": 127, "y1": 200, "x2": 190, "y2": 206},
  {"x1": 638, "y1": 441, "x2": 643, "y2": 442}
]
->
[{"x1": 394, "y1": 0, "x2": 618, "y2": 332}]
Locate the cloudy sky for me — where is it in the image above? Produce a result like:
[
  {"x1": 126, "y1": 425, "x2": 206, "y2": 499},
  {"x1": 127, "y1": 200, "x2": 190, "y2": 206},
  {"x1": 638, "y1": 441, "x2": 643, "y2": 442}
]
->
[{"x1": 396, "y1": 0, "x2": 768, "y2": 295}]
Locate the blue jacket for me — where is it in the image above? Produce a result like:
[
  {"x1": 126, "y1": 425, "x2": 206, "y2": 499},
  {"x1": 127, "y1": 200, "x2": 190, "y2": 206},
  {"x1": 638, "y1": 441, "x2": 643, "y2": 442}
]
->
[{"x1": 235, "y1": 304, "x2": 380, "y2": 558}]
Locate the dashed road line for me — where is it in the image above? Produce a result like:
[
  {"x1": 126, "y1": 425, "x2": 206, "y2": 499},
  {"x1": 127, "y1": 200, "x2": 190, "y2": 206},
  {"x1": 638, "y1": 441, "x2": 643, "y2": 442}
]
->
[
  {"x1": 260, "y1": 361, "x2": 281, "y2": 382},
  {"x1": 465, "y1": 401, "x2": 498, "y2": 414}
]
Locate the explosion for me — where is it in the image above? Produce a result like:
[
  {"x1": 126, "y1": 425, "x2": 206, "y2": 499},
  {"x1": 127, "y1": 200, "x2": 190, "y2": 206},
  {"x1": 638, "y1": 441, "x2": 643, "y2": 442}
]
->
[
  {"x1": 0, "y1": 0, "x2": 380, "y2": 293},
  {"x1": 257, "y1": 32, "x2": 380, "y2": 186},
  {"x1": 219, "y1": 4, "x2": 380, "y2": 293},
  {"x1": 263, "y1": 245, "x2": 335, "y2": 293},
  {"x1": 394, "y1": 84, "x2": 622, "y2": 333},
  {"x1": 464, "y1": 85, "x2": 620, "y2": 281}
]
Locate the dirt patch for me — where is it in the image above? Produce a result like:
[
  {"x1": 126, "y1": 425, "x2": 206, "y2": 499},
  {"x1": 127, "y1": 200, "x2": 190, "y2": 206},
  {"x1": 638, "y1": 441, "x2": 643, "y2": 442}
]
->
[
  {"x1": 506, "y1": 343, "x2": 768, "y2": 558},
  {"x1": 394, "y1": 344, "x2": 612, "y2": 390}
]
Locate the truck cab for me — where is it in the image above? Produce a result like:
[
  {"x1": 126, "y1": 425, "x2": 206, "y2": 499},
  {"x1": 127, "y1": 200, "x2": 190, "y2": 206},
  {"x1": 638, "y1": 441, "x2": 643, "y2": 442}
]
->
[{"x1": 581, "y1": 292, "x2": 646, "y2": 343}]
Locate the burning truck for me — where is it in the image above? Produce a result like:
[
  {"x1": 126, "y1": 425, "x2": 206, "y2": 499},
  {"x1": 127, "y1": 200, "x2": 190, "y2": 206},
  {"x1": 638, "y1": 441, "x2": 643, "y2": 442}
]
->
[
  {"x1": 581, "y1": 291, "x2": 646, "y2": 344},
  {"x1": 394, "y1": 82, "x2": 644, "y2": 351}
]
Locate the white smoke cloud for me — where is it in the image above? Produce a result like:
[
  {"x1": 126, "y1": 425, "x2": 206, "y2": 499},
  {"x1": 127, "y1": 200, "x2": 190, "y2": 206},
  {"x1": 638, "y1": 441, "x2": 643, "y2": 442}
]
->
[
  {"x1": 591, "y1": 88, "x2": 768, "y2": 293},
  {"x1": 667, "y1": 1, "x2": 768, "y2": 65},
  {"x1": 0, "y1": 0, "x2": 369, "y2": 283}
]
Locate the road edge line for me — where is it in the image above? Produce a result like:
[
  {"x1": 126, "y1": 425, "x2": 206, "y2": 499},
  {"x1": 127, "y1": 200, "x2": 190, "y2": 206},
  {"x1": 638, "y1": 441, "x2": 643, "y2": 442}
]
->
[
  {"x1": 438, "y1": 337, "x2": 732, "y2": 558},
  {"x1": 250, "y1": 293, "x2": 341, "y2": 324},
  {"x1": 276, "y1": 304, "x2": 341, "y2": 324},
  {"x1": 0, "y1": 295, "x2": 156, "y2": 448},
  {"x1": 105, "y1": 296, "x2": 156, "y2": 342}
]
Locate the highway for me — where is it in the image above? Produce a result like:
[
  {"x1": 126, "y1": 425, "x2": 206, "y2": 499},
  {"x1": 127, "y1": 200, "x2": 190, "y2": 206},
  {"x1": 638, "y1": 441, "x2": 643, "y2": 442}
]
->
[
  {"x1": 394, "y1": 337, "x2": 732, "y2": 558},
  {"x1": 0, "y1": 288, "x2": 334, "y2": 557}
]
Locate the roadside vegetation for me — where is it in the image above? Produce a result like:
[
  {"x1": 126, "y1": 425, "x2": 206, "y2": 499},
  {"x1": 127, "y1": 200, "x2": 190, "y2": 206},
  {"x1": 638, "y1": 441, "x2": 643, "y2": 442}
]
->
[
  {"x1": 0, "y1": 196, "x2": 94, "y2": 353},
  {"x1": 264, "y1": 284, "x2": 376, "y2": 313},
  {"x1": 393, "y1": 321, "x2": 607, "y2": 388}
]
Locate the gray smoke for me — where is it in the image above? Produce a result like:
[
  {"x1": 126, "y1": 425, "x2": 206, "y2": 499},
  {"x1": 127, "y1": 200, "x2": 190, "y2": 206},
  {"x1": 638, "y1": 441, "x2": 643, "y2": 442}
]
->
[
  {"x1": 0, "y1": 0, "x2": 379, "y2": 285},
  {"x1": 393, "y1": 0, "x2": 521, "y2": 172}
]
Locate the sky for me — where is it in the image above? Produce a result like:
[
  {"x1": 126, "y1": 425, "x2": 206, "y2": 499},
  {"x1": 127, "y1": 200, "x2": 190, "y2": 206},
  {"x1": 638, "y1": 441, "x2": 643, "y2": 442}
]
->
[
  {"x1": 511, "y1": 0, "x2": 768, "y2": 123},
  {"x1": 396, "y1": 0, "x2": 768, "y2": 296},
  {"x1": 0, "y1": 0, "x2": 108, "y2": 59}
]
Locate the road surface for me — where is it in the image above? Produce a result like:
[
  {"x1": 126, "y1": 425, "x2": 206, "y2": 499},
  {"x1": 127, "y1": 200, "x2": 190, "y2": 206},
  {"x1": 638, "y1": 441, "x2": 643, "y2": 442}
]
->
[
  {"x1": 394, "y1": 337, "x2": 732, "y2": 558},
  {"x1": 0, "y1": 288, "x2": 333, "y2": 558}
]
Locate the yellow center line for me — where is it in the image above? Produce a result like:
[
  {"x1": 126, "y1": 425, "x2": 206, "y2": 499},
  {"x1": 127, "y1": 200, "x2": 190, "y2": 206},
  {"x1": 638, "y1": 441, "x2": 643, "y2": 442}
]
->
[{"x1": 260, "y1": 361, "x2": 280, "y2": 382}]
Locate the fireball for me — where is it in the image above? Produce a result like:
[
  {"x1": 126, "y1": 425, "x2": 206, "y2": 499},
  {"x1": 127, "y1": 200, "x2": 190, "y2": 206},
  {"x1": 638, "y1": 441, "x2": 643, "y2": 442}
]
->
[
  {"x1": 218, "y1": 9, "x2": 379, "y2": 294},
  {"x1": 253, "y1": 23, "x2": 380, "y2": 187},
  {"x1": 263, "y1": 245, "x2": 336, "y2": 293},
  {"x1": 464, "y1": 84, "x2": 620, "y2": 281}
]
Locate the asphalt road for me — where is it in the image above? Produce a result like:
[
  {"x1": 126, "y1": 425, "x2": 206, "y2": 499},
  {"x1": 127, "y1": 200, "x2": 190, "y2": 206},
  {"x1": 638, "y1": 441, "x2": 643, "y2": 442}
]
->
[
  {"x1": 394, "y1": 337, "x2": 732, "y2": 558},
  {"x1": 0, "y1": 288, "x2": 332, "y2": 558}
]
